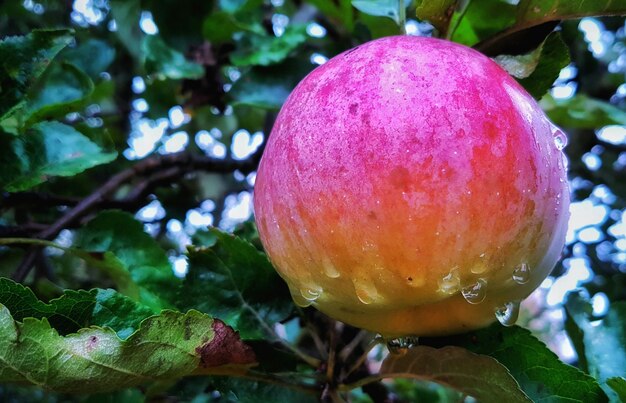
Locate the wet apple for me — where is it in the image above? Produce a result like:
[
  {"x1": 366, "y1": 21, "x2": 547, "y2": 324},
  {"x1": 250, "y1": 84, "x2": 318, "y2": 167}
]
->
[{"x1": 254, "y1": 35, "x2": 569, "y2": 337}]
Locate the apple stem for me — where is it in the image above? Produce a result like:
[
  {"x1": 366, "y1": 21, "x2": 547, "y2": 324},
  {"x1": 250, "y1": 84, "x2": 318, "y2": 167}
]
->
[{"x1": 398, "y1": 0, "x2": 407, "y2": 35}]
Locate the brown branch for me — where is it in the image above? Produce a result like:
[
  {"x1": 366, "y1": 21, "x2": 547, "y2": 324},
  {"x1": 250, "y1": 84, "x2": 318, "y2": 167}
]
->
[{"x1": 10, "y1": 151, "x2": 262, "y2": 282}]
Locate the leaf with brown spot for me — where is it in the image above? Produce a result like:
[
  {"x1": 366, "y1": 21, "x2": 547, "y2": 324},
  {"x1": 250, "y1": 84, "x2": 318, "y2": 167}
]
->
[
  {"x1": 195, "y1": 319, "x2": 256, "y2": 369},
  {"x1": 0, "y1": 306, "x2": 255, "y2": 393}
]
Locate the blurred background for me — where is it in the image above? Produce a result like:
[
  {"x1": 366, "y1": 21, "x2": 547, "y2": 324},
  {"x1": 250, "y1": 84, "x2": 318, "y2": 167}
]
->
[{"x1": 1, "y1": 0, "x2": 626, "y2": 366}]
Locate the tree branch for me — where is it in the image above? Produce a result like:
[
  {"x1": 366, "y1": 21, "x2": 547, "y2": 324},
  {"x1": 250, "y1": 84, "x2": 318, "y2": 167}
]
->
[{"x1": 9, "y1": 151, "x2": 262, "y2": 282}]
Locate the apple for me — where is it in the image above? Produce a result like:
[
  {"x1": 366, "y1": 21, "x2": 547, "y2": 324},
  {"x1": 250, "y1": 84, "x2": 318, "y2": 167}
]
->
[{"x1": 253, "y1": 35, "x2": 569, "y2": 337}]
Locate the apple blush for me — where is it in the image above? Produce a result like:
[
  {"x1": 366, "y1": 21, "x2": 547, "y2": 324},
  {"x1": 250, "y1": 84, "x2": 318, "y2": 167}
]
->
[{"x1": 254, "y1": 36, "x2": 569, "y2": 337}]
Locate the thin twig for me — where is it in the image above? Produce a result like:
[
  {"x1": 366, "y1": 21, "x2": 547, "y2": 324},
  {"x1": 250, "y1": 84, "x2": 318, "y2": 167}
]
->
[
  {"x1": 299, "y1": 308, "x2": 329, "y2": 360},
  {"x1": 338, "y1": 330, "x2": 370, "y2": 362},
  {"x1": 9, "y1": 151, "x2": 262, "y2": 282},
  {"x1": 343, "y1": 336, "x2": 384, "y2": 381},
  {"x1": 326, "y1": 323, "x2": 337, "y2": 384}
]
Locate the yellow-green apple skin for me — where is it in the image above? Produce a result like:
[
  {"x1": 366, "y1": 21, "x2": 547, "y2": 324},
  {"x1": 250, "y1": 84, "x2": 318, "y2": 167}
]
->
[{"x1": 253, "y1": 35, "x2": 569, "y2": 337}]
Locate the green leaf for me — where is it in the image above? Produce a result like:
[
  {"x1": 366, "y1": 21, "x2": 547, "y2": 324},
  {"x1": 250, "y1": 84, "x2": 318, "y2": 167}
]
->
[
  {"x1": 356, "y1": 12, "x2": 404, "y2": 40},
  {"x1": 230, "y1": 26, "x2": 307, "y2": 67},
  {"x1": 74, "y1": 211, "x2": 181, "y2": 312},
  {"x1": 209, "y1": 377, "x2": 318, "y2": 403},
  {"x1": 61, "y1": 39, "x2": 116, "y2": 80},
  {"x1": 425, "y1": 324, "x2": 607, "y2": 402},
  {"x1": 308, "y1": 0, "x2": 354, "y2": 30},
  {"x1": 607, "y1": 377, "x2": 626, "y2": 402},
  {"x1": 450, "y1": 0, "x2": 516, "y2": 46},
  {"x1": 219, "y1": 0, "x2": 263, "y2": 14},
  {"x1": 381, "y1": 346, "x2": 531, "y2": 402},
  {"x1": 389, "y1": 378, "x2": 463, "y2": 403},
  {"x1": 516, "y1": 1, "x2": 626, "y2": 27},
  {"x1": 202, "y1": 11, "x2": 265, "y2": 44},
  {"x1": 219, "y1": 0, "x2": 247, "y2": 13},
  {"x1": 352, "y1": 0, "x2": 401, "y2": 24},
  {"x1": 494, "y1": 31, "x2": 570, "y2": 99},
  {"x1": 180, "y1": 228, "x2": 293, "y2": 339},
  {"x1": 229, "y1": 58, "x2": 313, "y2": 110},
  {"x1": 0, "y1": 278, "x2": 153, "y2": 339},
  {"x1": 476, "y1": 0, "x2": 626, "y2": 54},
  {"x1": 142, "y1": 35, "x2": 204, "y2": 80},
  {"x1": 0, "y1": 306, "x2": 255, "y2": 393},
  {"x1": 566, "y1": 294, "x2": 626, "y2": 401},
  {"x1": 540, "y1": 94, "x2": 626, "y2": 129},
  {"x1": 203, "y1": 12, "x2": 241, "y2": 44},
  {"x1": 0, "y1": 29, "x2": 74, "y2": 126},
  {"x1": 143, "y1": 0, "x2": 216, "y2": 50},
  {"x1": 24, "y1": 62, "x2": 95, "y2": 125},
  {"x1": 109, "y1": 0, "x2": 143, "y2": 59},
  {"x1": 0, "y1": 121, "x2": 117, "y2": 192},
  {"x1": 414, "y1": 0, "x2": 456, "y2": 33}
]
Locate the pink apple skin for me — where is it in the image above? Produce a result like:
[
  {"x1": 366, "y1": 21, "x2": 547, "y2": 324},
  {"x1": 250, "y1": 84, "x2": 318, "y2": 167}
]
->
[{"x1": 253, "y1": 35, "x2": 569, "y2": 337}]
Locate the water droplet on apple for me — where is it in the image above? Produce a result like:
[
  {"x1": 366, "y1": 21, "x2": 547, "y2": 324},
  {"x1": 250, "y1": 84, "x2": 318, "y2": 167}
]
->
[
  {"x1": 471, "y1": 254, "x2": 487, "y2": 274},
  {"x1": 353, "y1": 278, "x2": 378, "y2": 304},
  {"x1": 495, "y1": 301, "x2": 521, "y2": 326},
  {"x1": 322, "y1": 256, "x2": 340, "y2": 278},
  {"x1": 290, "y1": 290, "x2": 312, "y2": 307},
  {"x1": 512, "y1": 262, "x2": 530, "y2": 284},
  {"x1": 386, "y1": 336, "x2": 419, "y2": 355},
  {"x1": 461, "y1": 278, "x2": 487, "y2": 304},
  {"x1": 299, "y1": 284, "x2": 323, "y2": 302},
  {"x1": 438, "y1": 268, "x2": 460, "y2": 294},
  {"x1": 552, "y1": 127, "x2": 568, "y2": 150}
]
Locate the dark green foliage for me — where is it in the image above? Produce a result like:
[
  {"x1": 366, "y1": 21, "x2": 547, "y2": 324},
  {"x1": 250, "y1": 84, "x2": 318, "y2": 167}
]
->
[
  {"x1": 0, "y1": 29, "x2": 73, "y2": 124},
  {"x1": 0, "y1": 0, "x2": 625, "y2": 401},
  {"x1": 0, "y1": 278, "x2": 153, "y2": 338},
  {"x1": 429, "y1": 324, "x2": 608, "y2": 402},
  {"x1": 181, "y1": 228, "x2": 293, "y2": 339}
]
